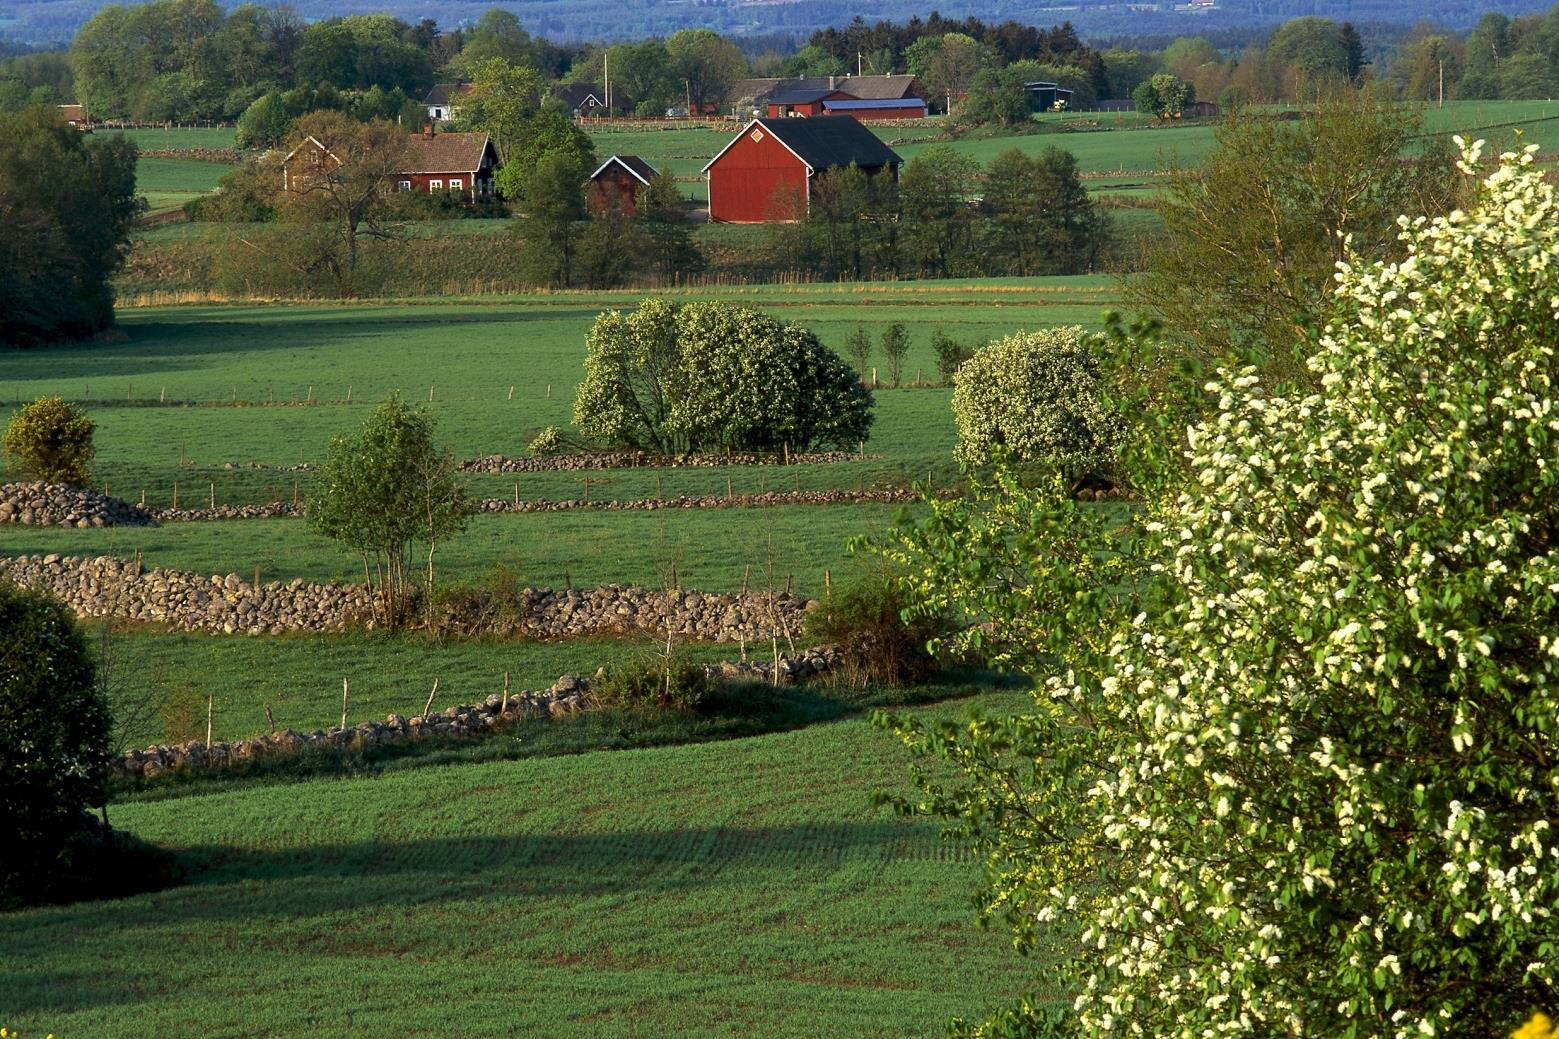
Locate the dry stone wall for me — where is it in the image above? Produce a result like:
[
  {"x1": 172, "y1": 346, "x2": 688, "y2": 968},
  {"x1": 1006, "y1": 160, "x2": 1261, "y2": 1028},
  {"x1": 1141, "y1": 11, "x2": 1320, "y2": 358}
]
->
[
  {"x1": 114, "y1": 644, "x2": 841, "y2": 781},
  {"x1": 0, "y1": 482, "x2": 156, "y2": 528},
  {"x1": 460, "y1": 450, "x2": 869, "y2": 473},
  {"x1": 0, "y1": 553, "x2": 811, "y2": 642}
]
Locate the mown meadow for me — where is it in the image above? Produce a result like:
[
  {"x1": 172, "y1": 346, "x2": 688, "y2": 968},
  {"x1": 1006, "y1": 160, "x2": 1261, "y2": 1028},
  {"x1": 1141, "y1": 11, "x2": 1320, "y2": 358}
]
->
[{"x1": 1, "y1": 690, "x2": 1045, "y2": 1038}]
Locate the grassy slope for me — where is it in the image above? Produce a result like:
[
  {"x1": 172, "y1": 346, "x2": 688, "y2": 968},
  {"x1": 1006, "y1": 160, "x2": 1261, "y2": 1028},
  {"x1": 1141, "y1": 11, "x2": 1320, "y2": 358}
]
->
[{"x1": 0, "y1": 693, "x2": 1042, "y2": 1039}]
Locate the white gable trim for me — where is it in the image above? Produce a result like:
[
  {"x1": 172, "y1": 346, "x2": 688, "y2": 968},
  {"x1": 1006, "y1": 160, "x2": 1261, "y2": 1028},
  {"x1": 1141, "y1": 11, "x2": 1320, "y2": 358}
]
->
[
  {"x1": 590, "y1": 155, "x2": 654, "y2": 185},
  {"x1": 700, "y1": 119, "x2": 813, "y2": 175},
  {"x1": 280, "y1": 135, "x2": 338, "y2": 167}
]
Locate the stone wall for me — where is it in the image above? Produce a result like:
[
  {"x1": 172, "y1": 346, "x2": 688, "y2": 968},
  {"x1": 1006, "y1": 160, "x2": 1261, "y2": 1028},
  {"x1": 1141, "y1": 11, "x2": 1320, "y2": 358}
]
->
[
  {"x1": 0, "y1": 553, "x2": 811, "y2": 641},
  {"x1": 460, "y1": 450, "x2": 869, "y2": 473},
  {"x1": 114, "y1": 644, "x2": 841, "y2": 780},
  {"x1": 0, "y1": 482, "x2": 156, "y2": 528}
]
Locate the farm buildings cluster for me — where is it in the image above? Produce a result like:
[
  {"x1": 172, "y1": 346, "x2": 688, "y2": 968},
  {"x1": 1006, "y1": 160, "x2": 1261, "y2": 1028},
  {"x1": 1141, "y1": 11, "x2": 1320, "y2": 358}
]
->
[{"x1": 286, "y1": 81, "x2": 930, "y2": 224}]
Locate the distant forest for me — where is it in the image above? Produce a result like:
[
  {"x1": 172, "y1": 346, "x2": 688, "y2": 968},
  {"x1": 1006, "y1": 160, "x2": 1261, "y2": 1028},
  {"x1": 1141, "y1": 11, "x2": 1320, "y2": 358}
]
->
[
  {"x1": 2, "y1": 0, "x2": 1556, "y2": 47},
  {"x1": 4, "y1": 0, "x2": 1559, "y2": 120}
]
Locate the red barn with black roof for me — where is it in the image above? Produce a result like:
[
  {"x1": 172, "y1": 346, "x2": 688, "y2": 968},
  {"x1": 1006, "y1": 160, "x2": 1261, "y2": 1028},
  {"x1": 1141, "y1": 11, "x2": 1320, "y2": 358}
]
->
[
  {"x1": 702, "y1": 117, "x2": 902, "y2": 224},
  {"x1": 588, "y1": 154, "x2": 658, "y2": 217}
]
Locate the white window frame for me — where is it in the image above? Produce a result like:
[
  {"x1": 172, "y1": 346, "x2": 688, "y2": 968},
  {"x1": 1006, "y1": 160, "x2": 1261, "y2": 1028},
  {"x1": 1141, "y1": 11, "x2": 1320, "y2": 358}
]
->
[
  {"x1": 399, "y1": 180, "x2": 411, "y2": 192},
  {"x1": 449, "y1": 178, "x2": 463, "y2": 191},
  {"x1": 429, "y1": 179, "x2": 443, "y2": 191}
]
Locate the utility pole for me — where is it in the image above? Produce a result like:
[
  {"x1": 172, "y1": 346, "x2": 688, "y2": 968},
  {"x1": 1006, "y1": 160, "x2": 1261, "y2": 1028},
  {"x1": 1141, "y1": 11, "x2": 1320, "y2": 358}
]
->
[
  {"x1": 604, "y1": 48, "x2": 610, "y2": 112},
  {"x1": 857, "y1": 51, "x2": 863, "y2": 76},
  {"x1": 1439, "y1": 58, "x2": 1445, "y2": 108}
]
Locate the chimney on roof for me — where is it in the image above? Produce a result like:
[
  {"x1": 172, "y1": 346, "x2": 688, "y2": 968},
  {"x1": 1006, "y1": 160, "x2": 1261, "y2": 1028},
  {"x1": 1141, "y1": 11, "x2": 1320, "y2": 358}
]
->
[
  {"x1": 422, "y1": 123, "x2": 434, "y2": 139},
  {"x1": 828, "y1": 75, "x2": 836, "y2": 90}
]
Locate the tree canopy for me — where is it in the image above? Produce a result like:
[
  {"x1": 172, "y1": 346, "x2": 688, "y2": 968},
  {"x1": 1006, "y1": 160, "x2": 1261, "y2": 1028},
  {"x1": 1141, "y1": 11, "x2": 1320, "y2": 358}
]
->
[{"x1": 0, "y1": 106, "x2": 141, "y2": 347}]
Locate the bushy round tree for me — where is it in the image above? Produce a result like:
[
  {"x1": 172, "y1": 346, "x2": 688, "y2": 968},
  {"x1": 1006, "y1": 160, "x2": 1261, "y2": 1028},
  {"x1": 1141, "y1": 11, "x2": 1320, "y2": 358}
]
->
[
  {"x1": 573, "y1": 298, "x2": 874, "y2": 454},
  {"x1": 309, "y1": 393, "x2": 471, "y2": 624},
  {"x1": 950, "y1": 325, "x2": 1121, "y2": 476},
  {"x1": 3, "y1": 395, "x2": 96, "y2": 485},
  {"x1": 1, "y1": 580, "x2": 111, "y2": 907},
  {"x1": 878, "y1": 141, "x2": 1559, "y2": 1037}
]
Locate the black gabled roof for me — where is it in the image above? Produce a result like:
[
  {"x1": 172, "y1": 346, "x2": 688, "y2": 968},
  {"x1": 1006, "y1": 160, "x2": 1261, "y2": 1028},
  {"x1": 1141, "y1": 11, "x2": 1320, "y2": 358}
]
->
[
  {"x1": 592, "y1": 154, "x2": 658, "y2": 184},
  {"x1": 748, "y1": 116, "x2": 901, "y2": 172}
]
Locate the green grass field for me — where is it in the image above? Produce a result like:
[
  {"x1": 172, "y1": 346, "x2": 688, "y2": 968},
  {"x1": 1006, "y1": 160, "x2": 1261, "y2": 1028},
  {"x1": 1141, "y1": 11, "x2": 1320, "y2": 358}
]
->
[
  {"x1": 0, "y1": 690, "x2": 1044, "y2": 1038},
  {"x1": 135, "y1": 154, "x2": 234, "y2": 215},
  {"x1": 111, "y1": 125, "x2": 239, "y2": 150},
  {"x1": 3, "y1": 281, "x2": 1116, "y2": 504},
  {"x1": 0, "y1": 281, "x2": 1115, "y2": 751}
]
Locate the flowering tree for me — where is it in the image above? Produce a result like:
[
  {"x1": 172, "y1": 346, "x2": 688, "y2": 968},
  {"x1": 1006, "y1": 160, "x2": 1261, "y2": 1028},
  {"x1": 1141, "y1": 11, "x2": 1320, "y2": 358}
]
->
[
  {"x1": 573, "y1": 298, "x2": 874, "y2": 455},
  {"x1": 877, "y1": 141, "x2": 1559, "y2": 1037},
  {"x1": 950, "y1": 326, "x2": 1123, "y2": 478}
]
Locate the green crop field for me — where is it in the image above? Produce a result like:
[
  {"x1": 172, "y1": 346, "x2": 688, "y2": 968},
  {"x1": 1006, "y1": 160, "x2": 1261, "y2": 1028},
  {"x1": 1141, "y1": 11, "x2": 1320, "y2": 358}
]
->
[
  {"x1": 0, "y1": 690, "x2": 1044, "y2": 1038},
  {"x1": 135, "y1": 155, "x2": 234, "y2": 215},
  {"x1": 111, "y1": 125, "x2": 239, "y2": 150}
]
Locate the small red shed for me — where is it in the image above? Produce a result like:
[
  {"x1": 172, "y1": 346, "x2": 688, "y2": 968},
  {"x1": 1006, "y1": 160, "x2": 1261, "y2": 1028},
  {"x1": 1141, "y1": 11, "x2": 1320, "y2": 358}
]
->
[
  {"x1": 702, "y1": 117, "x2": 902, "y2": 224},
  {"x1": 588, "y1": 155, "x2": 659, "y2": 217}
]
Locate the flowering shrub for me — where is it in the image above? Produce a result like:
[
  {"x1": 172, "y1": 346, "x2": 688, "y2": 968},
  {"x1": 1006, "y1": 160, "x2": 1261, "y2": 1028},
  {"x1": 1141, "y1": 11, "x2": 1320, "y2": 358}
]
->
[
  {"x1": 2, "y1": 396, "x2": 95, "y2": 486},
  {"x1": 527, "y1": 426, "x2": 564, "y2": 457},
  {"x1": 573, "y1": 298, "x2": 874, "y2": 455},
  {"x1": 950, "y1": 326, "x2": 1122, "y2": 477},
  {"x1": 878, "y1": 141, "x2": 1559, "y2": 1037}
]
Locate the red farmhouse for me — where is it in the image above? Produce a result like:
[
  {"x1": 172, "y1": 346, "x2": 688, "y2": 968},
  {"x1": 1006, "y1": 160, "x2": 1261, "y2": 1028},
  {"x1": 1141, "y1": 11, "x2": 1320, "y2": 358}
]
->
[
  {"x1": 394, "y1": 127, "x2": 500, "y2": 201},
  {"x1": 588, "y1": 154, "x2": 658, "y2": 217},
  {"x1": 702, "y1": 117, "x2": 902, "y2": 224},
  {"x1": 282, "y1": 127, "x2": 500, "y2": 202}
]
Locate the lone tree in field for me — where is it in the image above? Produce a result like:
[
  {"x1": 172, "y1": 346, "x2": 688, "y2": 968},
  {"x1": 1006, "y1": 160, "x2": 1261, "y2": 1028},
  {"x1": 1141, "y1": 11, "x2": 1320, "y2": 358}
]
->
[
  {"x1": 573, "y1": 298, "x2": 874, "y2": 455},
  {"x1": 877, "y1": 141, "x2": 1559, "y2": 1038},
  {"x1": 879, "y1": 322, "x2": 910, "y2": 387},
  {"x1": 951, "y1": 326, "x2": 1121, "y2": 478},
  {"x1": 309, "y1": 394, "x2": 471, "y2": 625},
  {"x1": 1, "y1": 580, "x2": 111, "y2": 908},
  {"x1": 3, "y1": 396, "x2": 95, "y2": 486}
]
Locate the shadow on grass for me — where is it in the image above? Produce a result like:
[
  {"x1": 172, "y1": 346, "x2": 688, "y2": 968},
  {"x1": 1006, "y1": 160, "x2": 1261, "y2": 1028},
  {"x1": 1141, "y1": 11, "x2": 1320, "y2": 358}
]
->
[
  {"x1": 1, "y1": 817, "x2": 940, "y2": 1018},
  {"x1": 112, "y1": 669, "x2": 1027, "y2": 805},
  {"x1": 3, "y1": 308, "x2": 605, "y2": 382}
]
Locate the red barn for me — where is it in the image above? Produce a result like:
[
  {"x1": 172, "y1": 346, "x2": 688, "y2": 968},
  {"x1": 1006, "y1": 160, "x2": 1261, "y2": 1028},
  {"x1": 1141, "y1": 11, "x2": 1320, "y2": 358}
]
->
[
  {"x1": 588, "y1": 154, "x2": 658, "y2": 217},
  {"x1": 393, "y1": 127, "x2": 500, "y2": 201},
  {"x1": 702, "y1": 117, "x2": 902, "y2": 224},
  {"x1": 765, "y1": 87, "x2": 855, "y2": 118}
]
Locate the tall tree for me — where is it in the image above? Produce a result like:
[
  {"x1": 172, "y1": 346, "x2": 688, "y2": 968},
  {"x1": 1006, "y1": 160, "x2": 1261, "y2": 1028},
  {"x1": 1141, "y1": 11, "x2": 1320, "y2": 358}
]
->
[
  {"x1": 0, "y1": 106, "x2": 141, "y2": 346},
  {"x1": 512, "y1": 151, "x2": 587, "y2": 289},
  {"x1": 1123, "y1": 90, "x2": 1461, "y2": 385},
  {"x1": 265, "y1": 111, "x2": 409, "y2": 298},
  {"x1": 981, "y1": 147, "x2": 1102, "y2": 276},
  {"x1": 665, "y1": 29, "x2": 745, "y2": 110},
  {"x1": 899, "y1": 146, "x2": 979, "y2": 277}
]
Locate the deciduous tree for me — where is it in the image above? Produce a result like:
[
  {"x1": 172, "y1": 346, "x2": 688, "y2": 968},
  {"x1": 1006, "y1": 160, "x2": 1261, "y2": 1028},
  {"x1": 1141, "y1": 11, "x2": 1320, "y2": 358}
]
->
[
  {"x1": 309, "y1": 393, "x2": 471, "y2": 625},
  {"x1": 876, "y1": 139, "x2": 1559, "y2": 1039}
]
